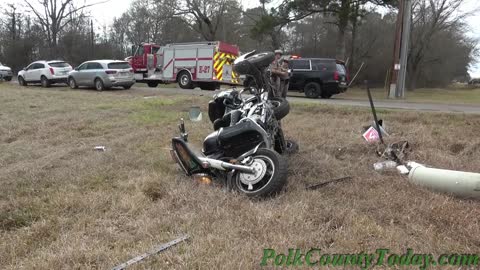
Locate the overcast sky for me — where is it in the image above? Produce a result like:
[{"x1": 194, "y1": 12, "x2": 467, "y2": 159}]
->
[
  {"x1": 89, "y1": 0, "x2": 480, "y2": 76},
  {"x1": 6, "y1": 0, "x2": 480, "y2": 76},
  {"x1": 89, "y1": 0, "x2": 266, "y2": 25}
]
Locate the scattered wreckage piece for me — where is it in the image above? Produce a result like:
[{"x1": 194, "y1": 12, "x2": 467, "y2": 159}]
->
[
  {"x1": 94, "y1": 146, "x2": 106, "y2": 151},
  {"x1": 365, "y1": 80, "x2": 385, "y2": 144},
  {"x1": 112, "y1": 235, "x2": 190, "y2": 270},
  {"x1": 377, "y1": 140, "x2": 410, "y2": 163},
  {"x1": 362, "y1": 80, "x2": 480, "y2": 200},
  {"x1": 306, "y1": 176, "x2": 353, "y2": 190}
]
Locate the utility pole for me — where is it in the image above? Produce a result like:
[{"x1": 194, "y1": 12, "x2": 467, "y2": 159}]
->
[
  {"x1": 389, "y1": 0, "x2": 405, "y2": 99},
  {"x1": 90, "y1": 20, "x2": 94, "y2": 58},
  {"x1": 396, "y1": 0, "x2": 412, "y2": 98}
]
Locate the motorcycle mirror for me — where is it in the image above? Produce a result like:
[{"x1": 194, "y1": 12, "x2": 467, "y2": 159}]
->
[{"x1": 188, "y1": 106, "x2": 202, "y2": 122}]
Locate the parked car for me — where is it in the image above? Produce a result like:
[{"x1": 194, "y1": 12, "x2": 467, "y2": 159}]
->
[
  {"x1": 288, "y1": 58, "x2": 349, "y2": 98},
  {"x1": 469, "y1": 78, "x2": 480, "y2": 85},
  {"x1": 0, "y1": 62, "x2": 13, "y2": 81},
  {"x1": 17, "y1": 60, "x2": 72, "y2": 87},
  {"x1": 68, "y1": 60, "x2": 135, "y2": 91}
]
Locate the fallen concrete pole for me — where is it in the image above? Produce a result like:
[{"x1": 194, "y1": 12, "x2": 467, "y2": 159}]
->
[{"x1": 407, "y1": 162, "x2": 480, "y2": 199}]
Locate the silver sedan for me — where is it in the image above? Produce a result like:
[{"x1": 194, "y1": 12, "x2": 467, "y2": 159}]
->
[{"x1": 68, "y1": 60, "x2": 135, "y2": 91}]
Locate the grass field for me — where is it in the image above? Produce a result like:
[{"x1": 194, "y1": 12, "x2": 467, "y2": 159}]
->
[
  {"x1": 289, "y1": 85, "x2": 480, "y2": 105},
  {"x1": 1, "y1": 83, "x2": 479, "y2": 269}
]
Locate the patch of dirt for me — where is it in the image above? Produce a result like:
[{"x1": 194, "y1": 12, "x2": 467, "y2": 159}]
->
[
  {"x1": 142, "y1": 181, "x2": 167, "y2": 201},
  {"x1": 4, "y1": 137, "x2": 17, "y2": 144},
  {"x1": 449, "y1": 143, "x2": 466, "y2": 154}
]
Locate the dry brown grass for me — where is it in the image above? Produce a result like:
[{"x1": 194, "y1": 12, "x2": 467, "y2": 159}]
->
[
  {"x1": 287, "y1": 86, "x2": 480, "y2": 105},
  {"x1": 0, "y1": 83, "x2": 479, "y2": 269}
]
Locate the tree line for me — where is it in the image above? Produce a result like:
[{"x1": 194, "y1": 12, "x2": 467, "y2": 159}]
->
[{"x1": 0, "y1": 0, "x2": 477, "y2": 89}]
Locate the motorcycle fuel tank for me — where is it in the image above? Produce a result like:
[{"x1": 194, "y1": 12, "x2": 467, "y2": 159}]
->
[
  {"x1": 203, "y1": 120, "x2": 265, "y2": 158},
  {"x1": 218, "y1": 120, "x2": 264, "y2": 158}
]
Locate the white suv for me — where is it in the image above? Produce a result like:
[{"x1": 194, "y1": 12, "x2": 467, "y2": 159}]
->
[
  {"x1": 18, "y1": 60, "x2": 73, "y2": 87},
  {"x1": 0, "y1": 63, "x2": 13, "y2": 81}
]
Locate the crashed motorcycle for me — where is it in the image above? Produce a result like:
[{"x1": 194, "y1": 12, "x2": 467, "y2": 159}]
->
[{"x1": 170, "y1": 51, "x2": 291, "y2": 197}]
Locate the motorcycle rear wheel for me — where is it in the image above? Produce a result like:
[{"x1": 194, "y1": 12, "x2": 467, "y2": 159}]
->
[{"x1": 234, "y1": 148, "x2": 287, "y2": 197}]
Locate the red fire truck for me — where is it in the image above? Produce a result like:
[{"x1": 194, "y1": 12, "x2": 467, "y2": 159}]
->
[{"x1": 127, "y1": 41, "x2": 240, "y2": 90}]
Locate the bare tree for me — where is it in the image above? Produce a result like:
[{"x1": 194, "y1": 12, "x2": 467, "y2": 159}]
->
[
  {"x1": 407, "y1": 0, "x2": 475, "y2": 89},
  {"x1": 23, "y1": 0, "x2": 102, "y2": 56},
  {"x1": 250, "y1": 0, "x2": 395, "y2": 59},
  {"x1": 175, "y1": 0, "x2": 231, "y2": 41},
  {"x1": 5, "y1": 4, "x2": 21, "y2": 41}
]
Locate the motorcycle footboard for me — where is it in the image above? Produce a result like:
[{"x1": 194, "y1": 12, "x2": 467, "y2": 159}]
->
[{"x1": 171, "y1": 137, "x2": 206, "y2": 176}]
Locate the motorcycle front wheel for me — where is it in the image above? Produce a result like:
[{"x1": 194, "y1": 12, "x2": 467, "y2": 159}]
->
[
  {"x1": 270, "y1": 97, "x2": 290, "y2": 120},
  {"x1": 234, "y1": 148, "x2": 288, "y2": 197}
]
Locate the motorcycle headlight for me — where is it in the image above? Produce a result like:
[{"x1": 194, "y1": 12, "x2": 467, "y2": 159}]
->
[{"x1": 193, "y1": 173, "x2": 212, "y2": 185}]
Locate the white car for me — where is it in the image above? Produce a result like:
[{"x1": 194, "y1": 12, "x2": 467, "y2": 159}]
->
[
  {"x1": 18, "y1": 60, "x2": 73, "y2": 87},
  {"x1": 0, "y1": 63, "x2": 13, "y2": 81}
]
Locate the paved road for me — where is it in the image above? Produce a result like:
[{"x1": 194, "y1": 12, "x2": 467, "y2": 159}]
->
[{"x1": 123, "y1": 86, "x2": 480, "y2": 114}]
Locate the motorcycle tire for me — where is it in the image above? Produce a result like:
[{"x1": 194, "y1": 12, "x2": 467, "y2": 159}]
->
[
  {"x1": 270, "y1": 97, "x2": 290, "y2": 120},
  {"x1": 247, "y1": 52, "x2": 275, "y2": 69},
  {"x1": 234, "y1": 148, "x2": 288, "y2": 198}
]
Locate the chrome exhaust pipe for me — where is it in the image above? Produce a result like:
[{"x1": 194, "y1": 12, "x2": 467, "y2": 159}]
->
[
  {"x1": 199, "y1": 157, "x2": 255, "y2": 174},
  {"x1": 221, "y1": 162, "x2": 256, "y2": 174}
]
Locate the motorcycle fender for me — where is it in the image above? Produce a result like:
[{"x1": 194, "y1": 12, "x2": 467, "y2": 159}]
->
[
  {"x1": 237, "y1": 143, "x2": 262, "y2": 161},
  {"x1": 171, "y1": 137, "x2": 205, "y2": 176}
]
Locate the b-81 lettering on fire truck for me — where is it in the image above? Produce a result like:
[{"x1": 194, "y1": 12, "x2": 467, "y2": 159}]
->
[{"x1": 127, "y1": 41, "x2": 240, "y2": 90}]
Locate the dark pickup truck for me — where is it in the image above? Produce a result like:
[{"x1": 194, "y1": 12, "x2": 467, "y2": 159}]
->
[{"x1": 288, "y1": 58, "x2": 349, "y2": 98}]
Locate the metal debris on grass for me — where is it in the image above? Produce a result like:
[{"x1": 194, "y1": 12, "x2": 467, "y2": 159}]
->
[
  {"x1": 378, "y1": 140, "x2": 409, "y2": 162},
  {"x1": 365, "y1": 80, "x2": 385, "y2": 145},
  {"x1": 306, "y1": 176, "x2": 353, "y2": 190},
  {"x1": 94, "y1": 146, "x2": 106, "y2": 151},
  {"x1": 112, "y1": 235, "x2": 190, "y2": 270}
]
